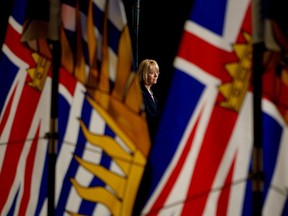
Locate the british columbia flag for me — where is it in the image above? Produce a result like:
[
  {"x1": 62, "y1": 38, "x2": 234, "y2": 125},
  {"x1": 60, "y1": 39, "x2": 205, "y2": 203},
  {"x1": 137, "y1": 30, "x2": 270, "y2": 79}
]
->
[
  {"x1": 141, "y1": 0, "x2": 288, "y2": 215},
  {"x1": 0, "y1": 0, "x2": 150, "y2": 216}
]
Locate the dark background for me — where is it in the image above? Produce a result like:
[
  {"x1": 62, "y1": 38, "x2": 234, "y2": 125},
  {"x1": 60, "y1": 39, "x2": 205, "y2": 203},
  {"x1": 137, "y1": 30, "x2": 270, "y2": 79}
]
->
[
  {"x1": 124, "y1": 0, "x2": 194, "y2": 108},
  {"x1": 0, "y1": 0, "x2": 195, "y2": 108}
]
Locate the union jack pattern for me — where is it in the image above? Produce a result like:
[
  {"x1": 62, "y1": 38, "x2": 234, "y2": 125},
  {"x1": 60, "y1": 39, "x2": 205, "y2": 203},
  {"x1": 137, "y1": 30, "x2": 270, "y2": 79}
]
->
[{"x1": 141, "y1": 0, "x2": 288, "y2": 215}]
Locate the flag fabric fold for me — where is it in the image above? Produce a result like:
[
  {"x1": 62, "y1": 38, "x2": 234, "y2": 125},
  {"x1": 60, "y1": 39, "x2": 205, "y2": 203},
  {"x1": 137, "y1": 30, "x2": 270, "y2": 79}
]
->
[
  {"x1": 141, "y1": 0, "x2": 288, "y2": 215},
  {"x1": 0, "y1": 0, "x2": 150, "y2": 215}
]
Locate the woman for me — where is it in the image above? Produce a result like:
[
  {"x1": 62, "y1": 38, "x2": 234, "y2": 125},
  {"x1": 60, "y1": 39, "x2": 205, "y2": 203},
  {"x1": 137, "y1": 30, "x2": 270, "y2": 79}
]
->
[
  {"x1": 133, "y1": 59, "x2": 160, "y2": 216},
  {"x1": 137, "y1": 59, "x2": 161, "y2": 143}
]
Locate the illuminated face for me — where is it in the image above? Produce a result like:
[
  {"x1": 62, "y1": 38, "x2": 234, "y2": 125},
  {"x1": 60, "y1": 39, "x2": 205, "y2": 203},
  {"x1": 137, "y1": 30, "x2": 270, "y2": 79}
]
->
[{"x1": 146, "y1": 68, "x2": 159, "y2": 85}]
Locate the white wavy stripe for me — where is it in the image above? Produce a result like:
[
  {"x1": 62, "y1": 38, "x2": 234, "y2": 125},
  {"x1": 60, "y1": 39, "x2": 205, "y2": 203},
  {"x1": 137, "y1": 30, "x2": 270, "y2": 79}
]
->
[
  {"x1": 59, "y1": 83, "x2": 73, "y2": 106},
  {"x1": 202, "y1": 93, "x2": 253, "y2": 216},
  {"x1": 158, "y1": 85, "x2": 219, "y2": 216},
  {"x1": 185, "y1": 0, "x2": 250, "y2": 52},
  {"x1": 109, "y1": 0, "x2": 127, "y2": 29},
  {"x1": 143, "y1": 57, "x2": 220, "y2": 214},
  {"x1": 21, "y1": 77, "x2": 51, "y2": 216},
  {"x1": 62, "y1": 5, "x2": 120, "y2": 84},
  {"x1": 62, "y1": 1, "x2": 126, "y2": 41},
  {"x1": 68, "y1": 106, "x2": 130, "y2": 215},
  {"x1": 65, "y1": 187, "x2": 81, "y2": 214},
  {"x1": 262, "y1": 98, "x2": 285, "y2": 126},
  {"x1": 0, "y1": 47, "x2": 29, "y2": 175},
  {"x1": 61, "y1": 4, "x2": 76, "y2": 31},
  {"x1": 93, "y1": 0, "x2": 127, "y2": 30},
  {"x1": 65, "y1": 110, "x2": 106, "y2": 214},
  {"x1": 262, "y1": 99, "x2": 288, "y2": 216},
  {"x1": 55, "y1": 82, "x2": 86, "y2": 204},
  {"x1": 62, "y1": 1, "x2": 124, "y2": 85},
  {"x1": 65, "y1": 164, "x2": 95, "y2": 214},
  {"x1": 92, "y1": 203, "x2": 110, "y2": 216}
]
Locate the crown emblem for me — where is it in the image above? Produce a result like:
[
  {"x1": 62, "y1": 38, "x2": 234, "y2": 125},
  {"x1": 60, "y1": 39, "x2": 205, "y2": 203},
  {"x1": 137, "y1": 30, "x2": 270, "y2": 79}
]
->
[
  {"x1": 219, "y1": 32, "x2": 252, "y2": 112},
  {"x1": 27, "y1": 53, "x2": 51, "y2": 91}
]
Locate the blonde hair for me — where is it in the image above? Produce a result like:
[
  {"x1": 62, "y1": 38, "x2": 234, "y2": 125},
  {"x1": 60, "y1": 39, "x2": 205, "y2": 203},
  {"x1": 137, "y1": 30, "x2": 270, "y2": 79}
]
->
[{"x1": 137, "y1": 59, "x2": 159, "y2": 84}]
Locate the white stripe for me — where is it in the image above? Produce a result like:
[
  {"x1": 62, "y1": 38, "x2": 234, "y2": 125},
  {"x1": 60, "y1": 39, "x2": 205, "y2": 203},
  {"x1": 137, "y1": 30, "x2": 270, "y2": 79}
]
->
[
  {"x1": 22, "y1": 78, "x2": 51, "y2": 215},
  {"x1": 159, "y1": 86, "x2": 219, "y2": 215},
  {"x1": 92, "y1": 204, "x2": 110, "y2": 215},
  {"x1": 263, "y1": 131, "x2": 288, "y2": 216},
  {"x1": 55, "y1": 82, "x2": 86, "y2": 204},
  {"x1": 9, "y1": 16, "x2": 23, "y2": 34},
  {"x1": 262, "y1": 98, "x2": 285, "y2": 126},
  {"x1": 93, "y1": 0, "x2": 127, "y2": 31},
  {"x1": 174, "y1": 57, "x2": 221, "y2": 86},
  {"x1": 185, "y1": 21, "x2": 233, "y2": 51},
  {"x1": 65, "y1": 145, "x2": 102, "y2": 213},
  {"x1": 202, "y1": 93, "x2": 253, "y2": 215},
  {"x1": 109, "y1": 0, "x2": 127, "y2": 30},
  {"x1": 0, "y1": 46, "x2": 28, "y2": 182},
  {"x1": 227, "y1": 93, "x2": 253, "y2": 216},
  {"x1": 143, "y1": 59, "x2": 220, "y2": 214},
  {"x1": 185, "y1": 0, "x2": 250, "y2": 52},
  {"x1": 65, "y1": 187, "x2": 82, "y2": 214},
  {"x1": 262, "y1": 99, "x2": 288, "y2": 216},
  {"x1": 2, "y1": 78, "x2": 50, "y2": 215},
  {"x1": 59, "y1": 83, "x2": 73, "y2": 105},
  {"x1": 61, "y1": 4, "x2": 76, "y2": 31}
]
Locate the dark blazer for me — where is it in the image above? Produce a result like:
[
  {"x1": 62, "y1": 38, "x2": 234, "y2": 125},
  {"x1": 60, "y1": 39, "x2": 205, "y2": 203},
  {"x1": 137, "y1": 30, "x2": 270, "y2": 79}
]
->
[{"x1": 140, "y1": 82, "x2": 160, "y2": 142}]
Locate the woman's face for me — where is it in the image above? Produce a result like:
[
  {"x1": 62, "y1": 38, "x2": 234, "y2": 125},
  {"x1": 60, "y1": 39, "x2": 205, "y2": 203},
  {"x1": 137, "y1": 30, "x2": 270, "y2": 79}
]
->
[{"x1": 146, "y1": 68, "x2": 159, "y2": 85}]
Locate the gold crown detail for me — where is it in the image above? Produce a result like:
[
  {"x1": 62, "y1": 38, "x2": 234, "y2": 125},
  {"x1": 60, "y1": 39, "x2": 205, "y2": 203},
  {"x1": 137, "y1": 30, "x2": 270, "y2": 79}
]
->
[{"x1": 219, "y1": 32, "x2": 252, "y2": 112}]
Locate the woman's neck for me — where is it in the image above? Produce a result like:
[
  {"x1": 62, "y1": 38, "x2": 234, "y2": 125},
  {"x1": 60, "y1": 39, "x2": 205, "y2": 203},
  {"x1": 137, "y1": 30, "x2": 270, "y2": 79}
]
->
[{"x1": 144, "y1": 84, "x2": 152, "y2": 91}]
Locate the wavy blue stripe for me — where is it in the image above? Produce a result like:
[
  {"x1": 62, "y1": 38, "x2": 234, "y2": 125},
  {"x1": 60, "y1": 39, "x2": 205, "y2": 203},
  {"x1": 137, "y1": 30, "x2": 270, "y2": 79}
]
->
[
  {"x1": 58, "y1": 94, "x2": 71, "y2": 151},
  {"x1": 92, "y1": 2, "x2": 122, "y2": 54},
  {"x1": 56, "y1": 97, "x2": 92, "y2": 214},
  {"x1": 78, "y1": 124, "x2": 115, "y2": 214}
]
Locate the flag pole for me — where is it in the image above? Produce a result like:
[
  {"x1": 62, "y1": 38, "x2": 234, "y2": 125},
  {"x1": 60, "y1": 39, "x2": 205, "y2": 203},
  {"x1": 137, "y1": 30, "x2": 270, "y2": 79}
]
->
[
  {"x1": 251, "y1": 0, "x2": 265, "y2": 214},
  {"x1": 46, "y1": 1, "x2": 61, "y2": 214},
  {"x1": 252, "y1": 42, "x2": 265, "y2": 216},
  {"x1": 47, "y1": 40, "x2": 60, "y2": 216},
  {"x1": 133, "y1": 0, "x2": 140, "y2": 68}
]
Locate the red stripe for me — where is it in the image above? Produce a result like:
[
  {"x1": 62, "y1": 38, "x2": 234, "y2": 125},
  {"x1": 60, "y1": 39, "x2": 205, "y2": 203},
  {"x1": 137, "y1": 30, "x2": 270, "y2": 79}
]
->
[
  {"x1": 180, "y1": 106, "x2": 237, "y2": 215},
  {"x1": 5, "y1": 24, "x2": 34, "y2": 65},
  {"x1": 148, "y1": 111, "x2": 202, "y2": 215},
  {"x1": 178, "y1": 31, "x2": 235, "y2": 81},
  {"x1": 0, "y1": 86, "x2": 16, "y2": 135},
  {"x1": 18, "y1": 124, "x2": 41, "y2": 215},
  {"x1": 178, "y1": 5, "x2": 251, "y2": 83},
  {"x1": 59, "y1": 67, "x2": 77, "y2": 96},
  {"x1": 178, "y1": 6, "x2": 251, "y2": 215},
  {"x1": 0, "y1": 76, "x2": 41, "y2": 211}
]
